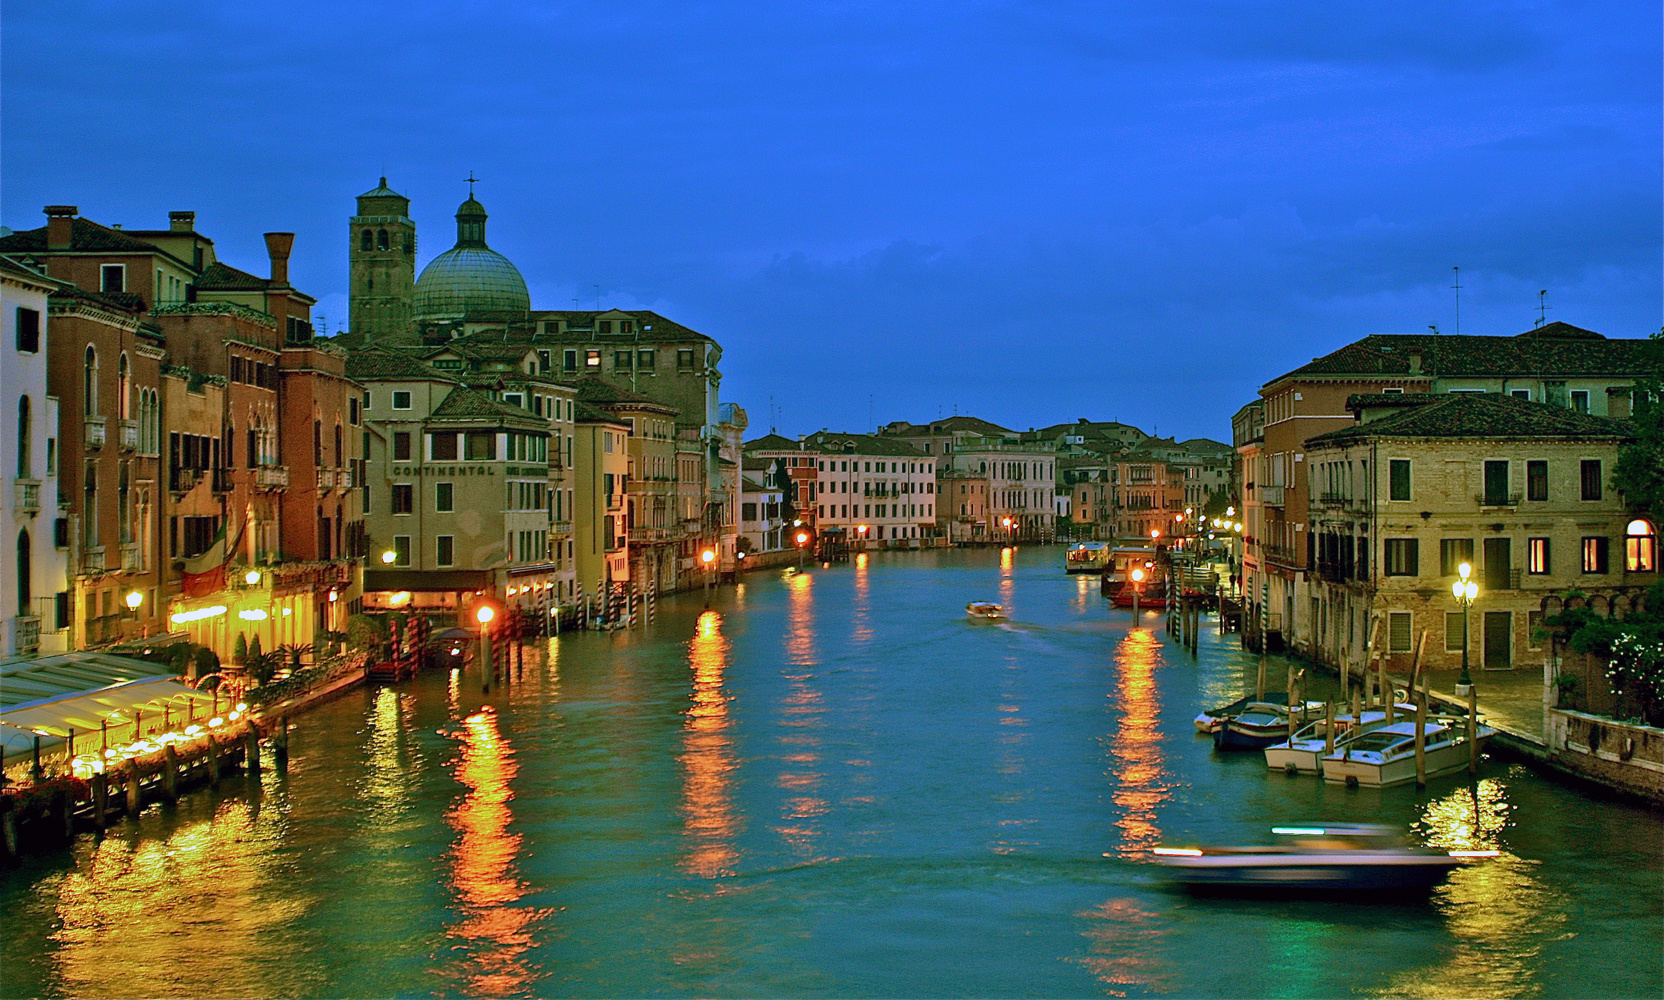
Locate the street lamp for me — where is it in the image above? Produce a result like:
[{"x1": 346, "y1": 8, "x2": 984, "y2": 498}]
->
[
  {"x1": 1130, "y1": 567, "x2": 1145, "y2": 619},
  {"x1": 244, "y1": 569, "x2": 261, "y2": 586},
  {"x1": 125, "y1": 590, "x2": 143, "y2": 613},
  {"x1": 381, "y1": 549, "x2": 396, "y2": 565},
  {"x1": 794, "y1": 530, "x2": 809, "y2": 570},
  {"x1": 476, "y1": 603, "x2": 496, "y2": 682},
  {"x1": 1001, "y1": 516, "x2": 1013, "y2": 545},
  {"x1": 1453, "y1": 562, "x2": 1479, "y2": 694},
  {"x1": 702, "y1": 546, "x2": 717, "y2": 605}
]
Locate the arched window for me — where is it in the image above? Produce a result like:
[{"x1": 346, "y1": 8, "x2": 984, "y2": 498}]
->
[
  {"x1": 16, "y1": 529, "x2": 30, "y2": 615},
  {"x1": 84, "y1": 346, "x2": 99, "y2": 416},
  {"x1": 376, "y1": 229, "x2": 389, "y2": 250},
  {"x1": 334, "y1": 423, "x2": 343, "y2": 467},
  {"x1": 1627, "y1": 518, "x2": 1657, "y2": 573},
  {"x1": 118, "y1": 353, "x2": 131, "y2": 419},
  {"x1": 360, "y1": 229, "x2": 373, "y2": 252},
  {"x1": 313, "y1": 418, "x2": 323, "y2": 466},
  {"x1": 17, "y1": 396, "x2": 30, "y2": 479}
]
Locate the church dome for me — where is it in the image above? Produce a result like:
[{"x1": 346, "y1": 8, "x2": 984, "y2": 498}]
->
[{"x1": 412, "y1": 193, "x2": 531, "y2": 321}]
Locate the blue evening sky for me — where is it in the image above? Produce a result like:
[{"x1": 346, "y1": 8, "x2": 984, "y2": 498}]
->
[{"x1": 4, "y1": 2, "x2": 1658, "y2": 442}]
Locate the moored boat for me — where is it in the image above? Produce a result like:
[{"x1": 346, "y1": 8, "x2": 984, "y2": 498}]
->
[
  {"x1": 1149, "y1": 824, "x2": 1497, "y2": 893},
  {"x1": 1321, "y1": 719, "x2": 1495, "y2": 787},
  {"x1": 1212, "y1": 702, "x2": 1306, "y2": 751},
  {"x1": 1064, "y1": 541, "x2": 1112, "y2": 573},
  {"x1": 965, "y1": 601, "x2": 1006, "y2": 620},
  {"x1": 1194, "y1": 692, "x2": 1294, "y2": 733},
  {"x1": 1263, "y1": 704, "x2": 1419, "y2": 774}
]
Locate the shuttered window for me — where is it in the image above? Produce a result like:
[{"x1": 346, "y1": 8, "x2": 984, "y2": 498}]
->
[
  {"x1": 1388, "y1": 612, "x2": 1412, "y2": 652},
  {"x1": 1445, "y1": 612, "x2": 1466, "y2": 652}
]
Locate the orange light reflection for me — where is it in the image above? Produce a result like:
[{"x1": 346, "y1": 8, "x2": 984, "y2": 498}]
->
[
  {"x1": 1108, "y1": 628, "x2": 1169, "y2": 857},
  {"x1": 680, "y1": 610, "x2": 742, "y2": 877},
  {"x1": 778, "y1": 574, "x2": 828, "y2": 855}
]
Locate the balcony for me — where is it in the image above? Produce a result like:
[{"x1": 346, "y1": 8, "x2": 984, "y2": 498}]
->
[
  {"x1": 12, "y1": 616, "x2": 40, "y2": 655},
  {"x1": 318, "y1": 468, "x2": 338, "y2": 490},
  {"x1": 119, "y1": 418, "x2": 140, "y2": 451},
  {"x1": 1317, "y1": 491, "x2": 1349, "y2": 506},
  {"x1": 1475, "y1": 492, "x2": 1523, "y2": 509},
  {"x1": 14, "y1": 479, "x2": 40, "y2": 515},
  {"x1": 606, "y1": 493, "x2": 623, "y2": 511},
  {"x1": 1260, "y1": 486, "x2": 1286, "y2": 507},
  {"x1": 1263, "y1": 542, "x2": 1300, "y2": 567},
  {"x1": 84, "y1": 416, "x2": 107, "y2": 449},
  {"x1": 169, "y1": 467, "x2": 203, "y2": 494},
  {"x1": 628, "y1": 525, "x2": 676, "y2": 543},
  {"x1": 80, "y1": 547, "x2": 106, "y2": 575},
  {"x1": 550, "y1": 520, "x2": 573, "y2": 536},
  {"x1": 120, "y1": 543, "x2": 140, "y2": 571},
  {"x1": 254, "y1": 465, "x2": 289, "y2": 490},
  {"x1": 212, "y1": 468, "x2": 234, "y2": 493}
]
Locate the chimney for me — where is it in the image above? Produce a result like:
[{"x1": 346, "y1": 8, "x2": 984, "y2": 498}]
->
[
  {"x1": 263, "y1": 232, "x2": 294, "y2": 286},
  {"x1": 1408, "y1": 351, "x2": 1423, "y2": 375},
  {"x1": 169, "y1": 211, "x2": 196, "y2": 232},
  {"x1": 44, "y1": 205, "x2": 77, "y2": 249}
]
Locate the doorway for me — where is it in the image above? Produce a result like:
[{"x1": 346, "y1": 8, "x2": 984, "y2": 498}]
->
[{"x1": 1483, "y1": 610, "x2": 1512, "y2": 670}]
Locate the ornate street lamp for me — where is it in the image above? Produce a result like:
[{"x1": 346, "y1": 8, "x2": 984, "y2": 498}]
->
[
  {"x1": 1130, "y1": 567, "x2": 1145, "y2": 619},
  {"x1": 1453, "y1": 562, "x2": 1478, "y2": 694}
]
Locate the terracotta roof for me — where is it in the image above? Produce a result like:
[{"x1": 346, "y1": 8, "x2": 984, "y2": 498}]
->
[
  {"x1": 802, "y1": 430, "x2": 926, "y2": 457},
  {"x1": 1178, "y1": 438, "x2": 1232, "y2": 454},
  {"x1": 195, "y1": 261, "x2": 269, "y2": 291},
  {"x1": 0, "y1": 218, "x2": 159, "y2": 254},
  {"x1": 1272, "y1": 325, "x2": 1656, "y2": 385},
  {"x1": 574, "y1": 399, "x2": 627, "y2": 424},
  {"x1": 743, "y1": 433, "x2": 803, "y2": 452},
  {"x1": 429, "y1": 385, "x2": 537, "y2": 422},
  {"x1": 569, "y1": 374, "x2": 676, "y2": 412},
  {"x1": 1309, "y1": 392, "x2": 1635, "y2": 445},
  {"x1": 530, "y1": 309, "x2": 715, "y2": 344},
  {"x1": 345, "y1": 347, "x2": 453, "y2": 382}
]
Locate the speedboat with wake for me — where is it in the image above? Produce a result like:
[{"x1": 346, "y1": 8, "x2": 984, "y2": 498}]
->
[
  {"x1": 1149, "y1": 824, "x2": 1497, "y2": 893},
  {"x1": 965, "y1": 601, "x2": 1006, "y2": 621}
]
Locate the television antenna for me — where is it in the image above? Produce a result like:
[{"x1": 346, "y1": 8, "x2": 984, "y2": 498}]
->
[
  {"x1": 1535, "y1": 289, "x2": 1551, "y2": 328},
  {"x1": 1451, "y1": 266, "x2": 1462, "y2": 336}
]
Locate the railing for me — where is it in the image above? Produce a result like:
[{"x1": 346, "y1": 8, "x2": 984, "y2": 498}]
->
[
  {"x1": 14, "y1": 479, "x2": 40, "y2": 514},
  {"x1": 1260, "y1": 486, "x2": 1285, "y2": 507},
  {"x1": 13, "y1": 616, "x2": 40, "y2": 654},
  {"x1": 80, "y1": 547, "x2": 106, "y2": 575},
  {"x1": 169, "y1": 467, "x2": 202, "y2": 494},
  {"x1": 606, "y1": 493, "x2": 622, "y2": 511},
  {"x1": 120, "y1": 418, "x2": 140, "y2": 451},
  {"x1": 212, "y1": 468, "x2": 234, "y2": 493},
  {"x1": 254, "y1": 465, "x2": 289, "y2": 489},
  {"x1": 1317, "y1": 491, "x2": 1349, "y2": 505},
  {"x1": 1475, "y1": 492, "x2": 1523, "y2": 508},
  {"x1": 550, "y1": 520, "x2": 573, "y2": 535},
  {"x1": 84, "y1": 417, "x2": 107, "y2": 449},
  {"x1": 1263, "y1": 542, "x2": 1300, "y2": 567},
  {"x1": 318, "y1": 469, "x2": 338, "y2": 490},
  {"x1": 628, "y1": 526, "x2": 676, "y2": 542},
  {"x1": 121, "y1": 543, "x2": 140, "y2": 571}
]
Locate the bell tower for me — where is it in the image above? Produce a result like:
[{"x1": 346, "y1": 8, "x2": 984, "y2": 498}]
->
[{"x1": 349, "y1": 177, "x2": 416, "y2": 344}]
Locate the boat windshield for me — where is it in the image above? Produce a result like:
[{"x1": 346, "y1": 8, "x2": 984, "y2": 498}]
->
[{"x1": 1344, "y1": 732, "x2": 1416, "y2": 753}]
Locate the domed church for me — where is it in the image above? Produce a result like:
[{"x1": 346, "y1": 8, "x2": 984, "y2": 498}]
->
[{"x1": 347, "y1": 178, "x2": 530, "y2": 344}]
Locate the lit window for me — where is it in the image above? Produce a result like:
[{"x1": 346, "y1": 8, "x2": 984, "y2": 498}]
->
[
  {"x1": 1626, "y1": 519, "x2": 1657, "y2": 572},
  {"x1": 586, "y1": 350, "x2": 601, "y2": 368}
]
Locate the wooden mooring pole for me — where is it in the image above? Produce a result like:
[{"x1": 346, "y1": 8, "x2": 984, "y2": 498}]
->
[
  {"x1": 274, "y1": 717, "x2": 289, "y2": 771},
  {"x1": 1415, "y1": 694, "x2": 1428, "y2": 787},
  {"x1": 162, "y1": 745, "x2": 179, "y2": 804},
  {"x1": 1468, "y1": 687, "x2": 1479, "y2": 778}
]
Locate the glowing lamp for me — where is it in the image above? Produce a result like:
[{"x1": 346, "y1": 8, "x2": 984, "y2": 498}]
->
[
  {"x1": 328, "y1": 589, "x2": 338, "y2": 602},
  {"x1": 857, "y1": 524, "x2": 868, "y2": 535},
  {"x1": 381, "y1": 549, "x2": 397, "y2": 565},
  {"x1": 701, "y1": 548, "x2": 717, "y2": 564},
  {"x1": 125, "y1": 590, "x2": 143, "y2": 610},
  {"x1": 1130, "y1": 568, "x2": 1144, "y2": 583},
  {"x1": 1150, "y1": 529, "x2": 1161, "y2": 539},
  {"x1": 476, "y1": 605, "x2": 495, "y2": 625},
  {"x1": 795, "y1": 533, "x2": 808, "y2": 546},
  {"x1": 244, "y1": 569, "x2": 261, "y2": 586}
]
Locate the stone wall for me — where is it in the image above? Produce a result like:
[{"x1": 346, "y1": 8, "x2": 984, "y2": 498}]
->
[{"x1": 1547, "y1": 708, "x2": 1663, "y2": 804}]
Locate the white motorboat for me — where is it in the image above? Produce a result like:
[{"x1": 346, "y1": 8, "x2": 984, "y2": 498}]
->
[
  {"x1": 1194, "y1": 693, "x2": 1297, "y2": 734},
  {"x1": 1263, "y1": 704, "x2": 1419, "y2": 774},
  {"x1": 1321, "y1": 719, "x2": 1495, "y2": 787},
  {"x1": 965, "y1": 601, "x2": 1006, "y2": 621},
  {"x1": 1149, "y1": 824, "x2": 1497, "y2": 893}
]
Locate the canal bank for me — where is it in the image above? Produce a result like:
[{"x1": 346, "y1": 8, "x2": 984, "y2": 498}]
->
[{"x1": 2, "y1": 546, "x2": 1659, "y2": 998}]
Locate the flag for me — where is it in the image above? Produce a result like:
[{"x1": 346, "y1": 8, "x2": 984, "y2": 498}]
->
[{"x1": 181, "y1": 516, "x2": 247, "y2": 598}]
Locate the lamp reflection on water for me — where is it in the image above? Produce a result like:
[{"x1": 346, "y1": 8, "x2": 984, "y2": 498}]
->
[
  {"x1": 777, "y1": 568, "x2": 829, "y2": 856},
  {"x1": 681, "y1": 610, "x2": 741, "y2": 877},
  {"x1": 1107, "y1": 627, "x2": 1169, "y2": 858},
  {"x1": 440, "y1": 707, "x2": 548, "y2": 997}
]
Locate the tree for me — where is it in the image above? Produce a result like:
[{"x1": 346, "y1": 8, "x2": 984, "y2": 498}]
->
[
  {"x1": 1613, "y1": 329, "x2": 1664, "y2": 520},
  {"x1": 233, "y1": 633, "x2": 249, "y2": 666}
]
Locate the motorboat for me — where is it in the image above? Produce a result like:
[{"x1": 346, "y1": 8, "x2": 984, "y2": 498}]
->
[
  {"x1": 1065, "y1": 541, "x2": 1112, "y2": 573},
  {"x1": 965, "y1": 602, "x2": 1006, "y2": 621},
  {"x1": 1213, "y1": 702, "x2": 1310, "y2": 751},
  {"x1": 1263, "y1": 704, "x2": 1419, "y2": 774},
  {"x1": 1149, "y1": 824, "x2": 1497, "y2": 893},
  {"x1": 1321, "y1": 719, "x2": 1495, "y2": 787},
  {"x1": 1194, "y1": 692, "x2": 1295, "y2": 734}
]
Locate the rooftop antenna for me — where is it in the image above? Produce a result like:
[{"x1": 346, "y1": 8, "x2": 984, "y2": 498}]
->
[
  {"x1": 1536, "y1": 289, "x2": 1551, "y2": 328},
  {"x1": 1428, "y1": 323, "x2": 1440, "y2": 335},
  {"x1": 465, "y1": 171, "x2": 479, "y2": 196},
  {"x1": 1451, "y1": 266, "x2": 1462, "y2": 336}
]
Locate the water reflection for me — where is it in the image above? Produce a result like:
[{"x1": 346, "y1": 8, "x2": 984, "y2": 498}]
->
[
  {"x1": 851, "y1": 552, "x2": 873, "y2": 646},
  {"x1": 1106, "y1": 628, "x2": 1169, "y2": 857},
  {"x1": 360, "y1": 687, "x2": 419, "y2": 829},
  {"x1": 45, "y1": 792, "x2": 312, "y2": 998},
  {"x1": 440, "y1": 707, "x2": 546, "y2": 997},
  {"x1": 1374, "y1": 779, "x2": 1567, "y2": 998},
  {"x1": 1077, "y1": 897, "x2": 1172, "y2": 996},
  {"x1": 999, "y1": 547, "x2": 1015, "y2": 606},
  {"x1": 778, "y1": 571, "x2": 828, "y2": 856},
  {"x1": 680, "y1": 611, "x2": 741, "y2": 877}
]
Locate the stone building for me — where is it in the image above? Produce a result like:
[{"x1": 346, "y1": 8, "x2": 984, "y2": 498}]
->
[
  {"x1": 796, "y1": 431, "x2": 935, "y2": 547},
  {"x1": 1301, "y1": 392, "x2": 1656, "y2": 678},
  {"x1": 570, "y1": 375, "x2": 682, "y2": 593},
  {"x1": 572, "y1": 401, "x2": 632, "y2": 596},
  {"x1": 348, "y1": 178, "x2": 416, "y2": 344}
]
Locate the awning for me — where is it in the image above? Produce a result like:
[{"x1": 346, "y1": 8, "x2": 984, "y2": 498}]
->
[{"x1": 1, "y1": 676, "x2": 219, "y2": 738}]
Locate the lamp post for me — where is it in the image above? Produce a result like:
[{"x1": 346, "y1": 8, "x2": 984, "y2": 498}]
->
[
  {"x1": 1453, "y1": 562, "x2": 1478, "y2": 695},
  {"x1": 795, "y1": 530, "x2": 809, "y2": 570},
  {"x1": 476, "y1": 603, "x2": 495, "y2": 683},
  {"x1": 1001, "y1": 516, "x2": 1013, "y2": 546},
  {"x1": 1130, "y1": 567, "x2": 1144, "y2": 620},
  {"x1": 701, "y1": 546, "x2": 717, "y2": 605},
  {"x1": 381, "y1": 549, "x2": 396, "y2": 566}
]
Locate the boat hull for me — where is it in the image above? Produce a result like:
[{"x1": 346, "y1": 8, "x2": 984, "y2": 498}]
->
[
  {"x1": 1157, "y1": 853, "x2": 1463, "y2": 892},
  {"x1": 1214, "y1": 723, "x2": 1289, "y2": 751},
  {"x1": 1263, "y1": 742, "x2": 1325, "y2": 773},
  {"x1": 1323, "y1": 736, "x2": 1490, "y2": 787}
]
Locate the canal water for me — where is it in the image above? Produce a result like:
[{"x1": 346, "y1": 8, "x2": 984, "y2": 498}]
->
[{"x1": 2, "y1": 547, "x2": 1659, "y2": 998}]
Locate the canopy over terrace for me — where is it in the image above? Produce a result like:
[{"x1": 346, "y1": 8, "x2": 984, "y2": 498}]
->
[{"x1": 0, "y1": 652, "x2": 218, "y2": 766}]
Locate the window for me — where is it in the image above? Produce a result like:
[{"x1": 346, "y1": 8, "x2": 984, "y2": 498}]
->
[
  {"x1": 1581, "y1": 536, "x2": 1609, "y2": 574},
  {"x1": 1445, "y1": 612, "x2": 1466, "y2": 653},
  {"x1": 1383, "y1": 538, "x2": 1418, "y2": 576},
  {"x1": 564, "y1": 349, "x2": 578, "y2": 371},
  {"x1": 1580, "y1": 460, "x2": 1602, "y2": 500},
  {"x1": 431, "y1": 432, "x2": 458, "y2": 461},
  {"x1": 1626, "y1": 518, "x2": 1657, "y2": 572},
  {"x1": 100, "y1": 264, "x2": 124, "y2": 293},
  {"x1": 83, "y1": 346, "x2": 98, "y2": 416},
  {"x1": 391, "y1": 483, "x2": 414, "y2": 514},
  {"x1": 1389, "y1": 459, "x2": 1410, "y2": 501},
  {"x1": 436, "y1": 482, "x2": 454, "y2": 512},
  {"x1": 465, "y1": 431, "x2": 496, "y2": 461},
  {"x1": 436, "y1": 535, "x2": 454, "y2": 567},
  {"x1": 1527, "y1": 460, "x2": 1548, "y2": 501},
  {"x1": 585, "y1": 350, "x2": 601, "y2": 368},
  {"x1": 677, "y1": 348, "x2": 695, "y2": 369},
  {"x1": 1527, "y1": 537, "x2": 1550, "y2": 574},
  {"x1": 361, "y1": 229, "x2": 373, "y2": 252},
  {"x1": 1483, "y1": 460, "x2": 1509, "y2": 505},
  {"x1": 393, "y1": 535, "x2": 411, "y2": 566},
  {"x1": 638, "y1": 349, "x2": 655, "y2": 369},
  {"x1": 392, "y1": 391, "x2": 411, "y2": 410},
  {"x1": 614, "y1": 351, "x2": 632, "y2": 369},
  {"x1": 1439, "y1": 538, "x2": 1474, "y2": 577},
  {"x1": 16, "y1": 396, "x2": 30, "y2": 478},
  {"x1": 349, "y1": 397, "x2": 360, "y2": 425},
  {"x1": 1388, "y1": 612, "x2": 1412, "y2": 652},
  {"x1": 599, "y1": 320, "x2": 612, "y2": 334},
  {"x1": 15, "y1": 308, "x2": 39, "y2": 353},
  {"x1": 393, "y1": 432, "x2": 411, "y2": 461},
  {"x1": 376, "y1": 228, "x2": 389, "y2": 250},
  {"x1": 1571, "y1": 389, "x2": 1589, "y2": 413}
]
